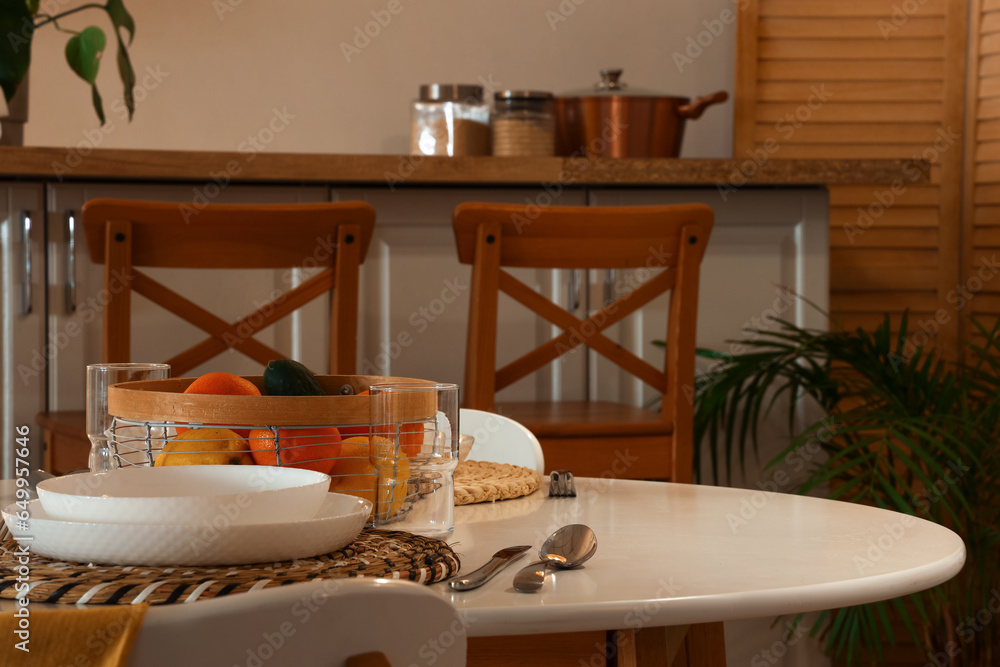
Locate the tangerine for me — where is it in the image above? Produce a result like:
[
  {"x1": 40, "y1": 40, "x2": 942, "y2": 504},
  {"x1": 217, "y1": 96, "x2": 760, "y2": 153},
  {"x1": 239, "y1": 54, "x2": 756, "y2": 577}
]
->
[
  {"x1": 177, "y1": 372, "x2": 261, "y2": 437},
  {"x1": 248, "y1": 427, "x2": 341, "y2": 474}
]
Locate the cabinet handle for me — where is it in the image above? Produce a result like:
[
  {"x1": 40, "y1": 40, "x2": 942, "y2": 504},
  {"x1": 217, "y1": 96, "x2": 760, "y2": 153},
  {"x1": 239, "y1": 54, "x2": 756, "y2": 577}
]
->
[
  {"x1": 604, "y1": 269, "x2": 616, "y2": 307},
  {"x1": 567, "y1": 269, "x2": 580, "y2": 312},
  {"x1": 65, "y1": 211, "x2": 77, "y2": 314},
  {"x1": 19, "y1": 211, "x2": 32, "y2": 315}
]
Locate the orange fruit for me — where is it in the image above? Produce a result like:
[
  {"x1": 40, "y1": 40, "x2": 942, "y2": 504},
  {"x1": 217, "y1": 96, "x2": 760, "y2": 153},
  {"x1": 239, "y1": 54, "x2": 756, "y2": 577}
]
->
[
  {"x1": 338, "y1": 390, "x2": 423, "y2": 456},
  {"x1": 177, "y1": 372, "x2": 261, "y2": 437},
  {"x1": 329, "y1": 436, "x2": 410, "y2": 519},
  {"x1": 248, "y1": 427, "x2": 341, "y2": 474}
]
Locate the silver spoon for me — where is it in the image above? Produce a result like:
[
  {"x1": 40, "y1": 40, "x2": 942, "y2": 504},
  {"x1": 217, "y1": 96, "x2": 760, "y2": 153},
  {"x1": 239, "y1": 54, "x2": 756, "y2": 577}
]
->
[{"x1": 513, "y1": 524, "x2": 598, "y2": 593}]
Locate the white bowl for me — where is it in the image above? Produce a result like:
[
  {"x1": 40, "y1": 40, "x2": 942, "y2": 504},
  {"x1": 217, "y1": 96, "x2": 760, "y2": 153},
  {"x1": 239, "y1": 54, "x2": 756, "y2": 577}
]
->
[
  {"x1": 3, "y1": 493, "x2": 370, "y2": 566},
  {"x1": 36, "y1": 466, "x2": 330, "y2": 526}
]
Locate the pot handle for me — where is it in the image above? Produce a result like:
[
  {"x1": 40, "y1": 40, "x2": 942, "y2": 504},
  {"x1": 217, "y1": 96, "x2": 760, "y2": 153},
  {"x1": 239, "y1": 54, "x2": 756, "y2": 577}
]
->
[{"x1": 677, "y1": 91, "x2": 729, "y2": 119}]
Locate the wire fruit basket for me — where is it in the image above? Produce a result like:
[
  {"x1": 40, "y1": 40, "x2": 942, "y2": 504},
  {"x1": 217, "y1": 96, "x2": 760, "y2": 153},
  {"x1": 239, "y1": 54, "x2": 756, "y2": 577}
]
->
[{"x1": 106, "y1": 374, "x2": 439, "y2": 525}]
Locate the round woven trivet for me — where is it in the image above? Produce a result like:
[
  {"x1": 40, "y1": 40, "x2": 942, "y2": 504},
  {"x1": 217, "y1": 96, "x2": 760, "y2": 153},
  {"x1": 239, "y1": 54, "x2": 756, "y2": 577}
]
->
[
  {"x1": 0, "y1": 529, "x2": 459, "y2": 606},
  {"x1": 454, "y1": 460, "x2": 541, "y2": 505}
]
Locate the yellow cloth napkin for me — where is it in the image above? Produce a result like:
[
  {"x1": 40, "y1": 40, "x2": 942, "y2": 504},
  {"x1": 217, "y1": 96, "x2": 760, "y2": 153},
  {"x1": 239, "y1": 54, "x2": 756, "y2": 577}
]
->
[{"x1": 0, "y1": 603, "x2": 147, "y2": 666}]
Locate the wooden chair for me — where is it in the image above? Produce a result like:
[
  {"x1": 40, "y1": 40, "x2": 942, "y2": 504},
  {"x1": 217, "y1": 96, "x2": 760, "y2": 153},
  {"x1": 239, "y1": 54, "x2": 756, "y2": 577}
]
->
[
  {"x1": 37, "y1": 198, "x2": 376, "y2": 473},
  {"x1": 453, "y1": 202, "x2": 713, "y2": 481}
]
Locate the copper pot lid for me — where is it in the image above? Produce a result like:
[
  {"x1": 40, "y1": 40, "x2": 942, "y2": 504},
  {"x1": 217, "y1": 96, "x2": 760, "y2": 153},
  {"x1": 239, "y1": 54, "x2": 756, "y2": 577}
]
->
[{"x1": 559, "y1": 69, "x2": 677, "y2": 99}]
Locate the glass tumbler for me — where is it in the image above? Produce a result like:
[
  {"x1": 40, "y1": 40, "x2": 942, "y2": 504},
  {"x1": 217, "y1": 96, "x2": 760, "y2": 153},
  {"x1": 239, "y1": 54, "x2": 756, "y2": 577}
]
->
[
  {"x1": 369, "y1": 382, "x2": 458, "y2": 537},
  {"x1": 87, "y1": 363, "x2": 170, "y2": 472}
]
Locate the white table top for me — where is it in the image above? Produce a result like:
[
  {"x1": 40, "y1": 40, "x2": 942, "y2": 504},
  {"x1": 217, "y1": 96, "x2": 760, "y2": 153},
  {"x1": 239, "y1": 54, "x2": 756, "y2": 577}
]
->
[
  {"x1": 442, "y1": 478, "x2": 965, "y2": 637},
  {"x1": 0, "y1": 477, "x2": 965, "y2": 640}
]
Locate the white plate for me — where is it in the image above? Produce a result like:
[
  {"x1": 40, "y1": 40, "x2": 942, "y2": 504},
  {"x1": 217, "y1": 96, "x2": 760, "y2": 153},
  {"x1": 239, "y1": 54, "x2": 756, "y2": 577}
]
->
[{"x1": 2, "y1": 493, "x2": 371, "y2": 567}]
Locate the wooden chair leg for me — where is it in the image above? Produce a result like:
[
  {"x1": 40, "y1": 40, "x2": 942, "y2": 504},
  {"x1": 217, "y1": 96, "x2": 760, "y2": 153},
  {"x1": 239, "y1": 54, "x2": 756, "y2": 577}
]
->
[
  {"x1": 680, "y1": 622, "x2": 727, "y2": 667},
  {"x1": 613, "y1": 622, "x2": 725, "y2": 667}
]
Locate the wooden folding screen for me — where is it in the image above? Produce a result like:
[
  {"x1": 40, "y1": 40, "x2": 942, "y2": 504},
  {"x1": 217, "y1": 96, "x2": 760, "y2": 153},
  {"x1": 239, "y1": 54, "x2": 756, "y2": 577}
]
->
[
  {"x1": 966, "y1": 0, "x2": 1000, "y2": 349},
  {"x1": 735, "y1": 0, "x2": 969, "y2": 358}
]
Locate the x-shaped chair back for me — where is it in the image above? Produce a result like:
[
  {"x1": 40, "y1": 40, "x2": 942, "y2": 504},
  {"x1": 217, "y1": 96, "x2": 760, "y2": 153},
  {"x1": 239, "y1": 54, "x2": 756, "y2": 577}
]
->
[
  {"x1": 82, "y1": 199, "x2": 375, "y2": 376},
  {"x1": 453, "y1": 202, "x2": 714, "y2": 438}
]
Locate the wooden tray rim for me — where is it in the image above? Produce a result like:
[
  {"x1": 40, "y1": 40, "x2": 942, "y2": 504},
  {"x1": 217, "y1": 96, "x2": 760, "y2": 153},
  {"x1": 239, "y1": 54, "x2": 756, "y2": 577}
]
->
[{"x1": 107, "y1": 375, "x2": 442, "y2": 426}]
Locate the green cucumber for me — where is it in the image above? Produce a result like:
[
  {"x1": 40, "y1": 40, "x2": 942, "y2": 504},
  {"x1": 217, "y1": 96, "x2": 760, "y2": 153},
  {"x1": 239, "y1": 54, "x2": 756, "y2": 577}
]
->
[{"x1": 263, "y1": 359, "x2": 325, "y2": 396}]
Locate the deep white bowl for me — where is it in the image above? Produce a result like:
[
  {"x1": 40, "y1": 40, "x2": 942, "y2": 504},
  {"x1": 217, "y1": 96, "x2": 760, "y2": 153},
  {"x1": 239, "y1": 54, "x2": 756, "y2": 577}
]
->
[
  {"x1": 3, "y1": 493, "x2": 370, "y2": 566},
  {"x1": 36, "y1": 466, "x2": 330, "y2": 526}
]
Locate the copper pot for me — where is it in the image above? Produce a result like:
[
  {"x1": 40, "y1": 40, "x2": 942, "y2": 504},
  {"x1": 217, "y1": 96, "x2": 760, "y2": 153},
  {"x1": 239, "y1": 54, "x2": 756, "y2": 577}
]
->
[{"x1": 555, "y1": 69, "x2": 728, "y2": 158}]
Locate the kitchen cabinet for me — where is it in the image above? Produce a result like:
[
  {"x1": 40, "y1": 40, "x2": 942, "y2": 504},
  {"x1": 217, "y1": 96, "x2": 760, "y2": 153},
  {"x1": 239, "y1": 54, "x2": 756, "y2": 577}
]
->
[{"x1": 0, "y1": 184, "x2": 46, "y2": 476}]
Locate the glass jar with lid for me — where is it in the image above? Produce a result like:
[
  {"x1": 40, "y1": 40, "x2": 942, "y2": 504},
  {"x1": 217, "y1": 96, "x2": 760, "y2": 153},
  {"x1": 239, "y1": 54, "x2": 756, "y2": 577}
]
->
[
  {"x1": 410, "y1": 84, "x2": 491, "y2": 157},
  {"x1": 492, "y1": 90, "x2": 555, "y2": 157}
]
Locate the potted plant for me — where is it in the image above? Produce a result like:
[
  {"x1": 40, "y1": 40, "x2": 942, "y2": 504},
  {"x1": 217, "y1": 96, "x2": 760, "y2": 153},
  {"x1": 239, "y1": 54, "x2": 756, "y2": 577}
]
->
[
  {"x1": 694, "y1": 313, "x2": 1000, "y2": 666},
  {"x1": 0, "y1": 0, "x2": 137, "y2": 142}
]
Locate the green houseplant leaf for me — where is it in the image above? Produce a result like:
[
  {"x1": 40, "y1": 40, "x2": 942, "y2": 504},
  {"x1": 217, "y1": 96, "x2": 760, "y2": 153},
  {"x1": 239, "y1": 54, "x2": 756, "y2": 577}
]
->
[
  {"x1": 693, "y1": 309, "x2": 1000, "y2": 663},
  {"x1": 105, "y1": 0, "x2": 135, "y2": 119},
  {"x1": 64, "y1": 25, "x2": 107, "y2": 124},
  {"x1": 0, "y1": 0, "x2": 34, "y2": 102}
]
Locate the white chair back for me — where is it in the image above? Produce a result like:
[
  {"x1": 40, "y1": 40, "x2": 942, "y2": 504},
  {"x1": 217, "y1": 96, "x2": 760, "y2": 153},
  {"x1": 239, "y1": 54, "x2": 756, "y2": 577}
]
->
[
  {"x1": 127, "y1": 578, "x2": 466, "y2": 667},
  {"x1": 460, "y1": 408, "x2": 545, "y2": 474}
]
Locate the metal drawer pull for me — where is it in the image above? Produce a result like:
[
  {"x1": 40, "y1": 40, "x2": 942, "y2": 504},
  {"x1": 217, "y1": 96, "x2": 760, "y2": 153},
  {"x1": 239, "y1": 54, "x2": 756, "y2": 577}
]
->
[
  {"x1": 66, "y1": 211, "x2": 77, "y2": 314},
  {"x1": 20, "y1": 211, "x2": 32, "y2": 315}
]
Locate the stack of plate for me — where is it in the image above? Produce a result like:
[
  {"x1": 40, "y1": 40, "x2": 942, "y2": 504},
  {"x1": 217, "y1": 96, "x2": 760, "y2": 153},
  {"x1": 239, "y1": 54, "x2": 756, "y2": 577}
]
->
[{"x1": 2, "y1": 466, "x2": 371, "y2": 566}]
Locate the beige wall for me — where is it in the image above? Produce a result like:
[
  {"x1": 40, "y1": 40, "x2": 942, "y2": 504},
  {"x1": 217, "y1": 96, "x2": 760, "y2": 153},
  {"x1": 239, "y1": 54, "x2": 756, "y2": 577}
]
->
[{"x1": 21, "y1": 0, "x2": 735, "y2": 157}]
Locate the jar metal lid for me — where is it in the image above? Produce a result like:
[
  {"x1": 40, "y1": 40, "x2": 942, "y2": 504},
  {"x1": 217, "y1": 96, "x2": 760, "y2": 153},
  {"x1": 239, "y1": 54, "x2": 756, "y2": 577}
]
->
[
  {"x1": 495, "y1": 90, "x2": 554, "y2": 101},
  {"x1": 419, "y1": 84, "x2": 484, "y2": 103}
]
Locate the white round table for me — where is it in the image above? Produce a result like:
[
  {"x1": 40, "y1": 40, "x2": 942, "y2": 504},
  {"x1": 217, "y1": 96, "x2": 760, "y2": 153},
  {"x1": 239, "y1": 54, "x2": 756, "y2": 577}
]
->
[{"x1": 443, "y1": 478, "x2": 964, "y2": 638}]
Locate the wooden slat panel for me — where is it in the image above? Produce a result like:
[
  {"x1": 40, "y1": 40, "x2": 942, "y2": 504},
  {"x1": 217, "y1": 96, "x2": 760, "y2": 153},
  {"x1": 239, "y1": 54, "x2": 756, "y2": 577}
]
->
[
  {"x1": 760, "y1": 0, "x2": 946, "y2": 17},
  {"x1": 982, "y1": 54, "x2": 1000, "y2": 76},
  {"x1": 976, "y1": 140, "x2": 1000, "y2": 162},
  {"x1": 980, "y1": 119, "x2": 1000, "y2": 140},
  {"x1": 983, "y1": 32, "x2": 1000, "y2": 55},
  {"x1": 972, "y1": 227, "x2": 1000, "y2": 245},
  {"x1": 832, "y1": 312, "x2": 941, "y2": 333},
  {"x1": 759, "y1": 39, "x2": 946, "y2": 60},
  {"x1": 773, "y1": 144, "x2": 937, "y2": 159},
  {"x1": 760, "y1": 17, "x2": 945, "y2": 38},
  {"x1": 757, "y1": 80, "x2": 943, "y2": 102},
  {"x1": 830, "y1": 228, "x2": 939, "y2": 248},
  {"x1": 832, "y1": 207, "x2": 941, "y2": 228},
  {"x1": 756, "y1": 122, "x2": 943, "y2": 144},
  {"x1": 830, "y1": 185, "x2": 941, "y2": 206},
  {"x1": 987, "y1": 0, "x2": 1000, "y2": 12},
  {"x1": 831, "y1": 248, "x2": 939, "y2": 268},
  {"x1": 976, "y1": 162, "x2": 1000, "y2": 182},
  {"x1": 830, "y1": 291, "x2": 939, "y2": 312},
  {"x1": 981, "y1": 76, "x2": 1000, "y2": 98},
  {"x1": 976, "y1": 184, "x2": 1000, "y2": 203},
  {"x1": 830, "y1": 267, "x2": 939, "y2": 291},
  {"x1": 759, "y1": 60, "x2": 944, "y2": 81},
  {"x1": 758, "y1": 102, "x2": 942, "y2": 123},
  {"x1": 984, "y1": 11, "x2": 1000, "y2": 34},
  {"x1": 970, "y1": 250, "x2": 1000, "y2": 268},
  {"x1": 973, "y1": 206, "x2": 1000, "y2": 225},
  {"x1": 978, "y1": 98, "x2": 1000, "y2": 120}
]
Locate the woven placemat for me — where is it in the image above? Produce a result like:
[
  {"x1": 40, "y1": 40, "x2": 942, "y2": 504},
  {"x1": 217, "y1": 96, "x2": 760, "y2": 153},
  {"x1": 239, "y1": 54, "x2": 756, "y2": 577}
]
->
[
  {"x1": 0, "y1": 529, "x2": 459, "y2": 606},
  {"x1": 454, "y1": 460, "x2": 541, "y2": 505}
]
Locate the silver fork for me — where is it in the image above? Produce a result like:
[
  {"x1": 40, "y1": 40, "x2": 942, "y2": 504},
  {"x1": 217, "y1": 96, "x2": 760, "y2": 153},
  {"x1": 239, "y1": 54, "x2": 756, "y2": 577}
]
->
[{"x1": 548, "y1": 469, "x2": 577, "y2": 497}]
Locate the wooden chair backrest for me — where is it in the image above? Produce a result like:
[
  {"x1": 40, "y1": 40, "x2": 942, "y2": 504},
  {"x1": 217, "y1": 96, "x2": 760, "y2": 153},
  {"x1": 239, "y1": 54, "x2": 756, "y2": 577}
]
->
[
  {"x1": 453, "y1": 202, "x2": 714, "y2": 426},
  {"x1": 82, "y1": 198, "x2": 376, "y2": 376}
]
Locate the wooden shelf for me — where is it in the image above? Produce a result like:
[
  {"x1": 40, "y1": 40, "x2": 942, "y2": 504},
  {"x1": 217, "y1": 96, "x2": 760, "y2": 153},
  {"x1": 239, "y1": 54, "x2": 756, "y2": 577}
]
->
[{"x1": 0, "y1": 147, "x2": 928, "y2": 186}]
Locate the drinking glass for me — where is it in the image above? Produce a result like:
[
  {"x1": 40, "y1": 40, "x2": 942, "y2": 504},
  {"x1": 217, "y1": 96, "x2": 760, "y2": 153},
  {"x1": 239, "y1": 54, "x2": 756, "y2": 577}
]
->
[
  {"x1": 369, "y1": 383, "x2": 458, "y2": 537},
  {"x1": 87, "y1": 363, "x2": 170, "y2": 472}
]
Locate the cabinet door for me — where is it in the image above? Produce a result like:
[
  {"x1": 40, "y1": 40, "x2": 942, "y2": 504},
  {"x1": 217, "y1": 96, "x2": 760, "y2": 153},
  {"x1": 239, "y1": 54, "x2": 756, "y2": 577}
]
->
[
  {"x1": 0, "y1": 183, "x2": 46, "y2": 473},
  {"x1": 586, "y1": 187, "x2": 829, "y2": 411},
  {"x1": 331, "y1": 187, "x2": 587, "y2": 403},
  {"x1": 46, "y1": 184, "x2": 329, "y2": 412}
]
